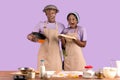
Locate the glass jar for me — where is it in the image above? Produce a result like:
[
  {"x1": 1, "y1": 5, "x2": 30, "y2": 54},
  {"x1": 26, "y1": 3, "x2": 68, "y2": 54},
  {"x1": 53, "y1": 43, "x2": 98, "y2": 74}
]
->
[
  {"x1": 95, "y1": 69, "x2": 104, "y2": 79},
  {"x1": 83, "y1": 65, "x2": 95, "y2": 78}
]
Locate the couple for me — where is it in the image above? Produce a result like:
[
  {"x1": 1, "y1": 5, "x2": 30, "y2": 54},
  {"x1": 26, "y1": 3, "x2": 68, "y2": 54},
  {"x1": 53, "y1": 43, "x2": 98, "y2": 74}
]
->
[{"x1": 27, "y1": 5, "x2": 87, "y2": 71}]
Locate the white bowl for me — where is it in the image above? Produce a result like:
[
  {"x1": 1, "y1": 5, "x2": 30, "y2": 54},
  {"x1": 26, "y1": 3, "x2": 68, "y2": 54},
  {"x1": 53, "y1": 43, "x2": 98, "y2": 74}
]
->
[
  {"x1": 45, "y1": 71, "x2": 55, "y2": 78},
  {"x1": 103, "y1": 67, "x2": 117, "y2": 78}
]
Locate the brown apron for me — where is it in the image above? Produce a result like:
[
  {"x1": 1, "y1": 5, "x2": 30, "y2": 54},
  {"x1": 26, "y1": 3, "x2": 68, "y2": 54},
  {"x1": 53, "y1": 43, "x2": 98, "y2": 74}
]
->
[
  {"x1": 37, "y1": 22, "x2": 62, "y2": 71},
  {"x1": 64, "y1": 28, "x2": 86, "y2": 71}
]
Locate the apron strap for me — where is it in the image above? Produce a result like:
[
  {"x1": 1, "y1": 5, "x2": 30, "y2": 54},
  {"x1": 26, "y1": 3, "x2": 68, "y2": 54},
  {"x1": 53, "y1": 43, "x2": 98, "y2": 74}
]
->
[
  {"x1": 66, "y1": 27, "x2": 78, "y2": 33},
  {"x1": 74, "y1": 27, "x2": 78, "y2": 33},
  {"x1": 55, "y1": 22, "x2": 58, "y2": 30},
  {"x1": 43, "y1": 21, "x2": 47, "y2": 28}
]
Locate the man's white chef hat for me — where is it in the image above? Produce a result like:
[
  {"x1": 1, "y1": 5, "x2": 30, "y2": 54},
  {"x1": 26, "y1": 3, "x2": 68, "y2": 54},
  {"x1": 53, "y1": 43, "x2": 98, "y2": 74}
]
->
[
  {"x1": 43, "y1": 5, "x2": 59, "y2": 13},
  {"x1": 67, "y1": 12, "x2": 80, "y2": 23}
]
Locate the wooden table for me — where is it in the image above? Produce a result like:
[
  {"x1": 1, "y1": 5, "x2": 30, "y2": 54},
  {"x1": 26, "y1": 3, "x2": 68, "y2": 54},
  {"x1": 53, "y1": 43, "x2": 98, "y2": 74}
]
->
[{"x1": 0, "y1": 71, "x2": 119, "y2": 80}]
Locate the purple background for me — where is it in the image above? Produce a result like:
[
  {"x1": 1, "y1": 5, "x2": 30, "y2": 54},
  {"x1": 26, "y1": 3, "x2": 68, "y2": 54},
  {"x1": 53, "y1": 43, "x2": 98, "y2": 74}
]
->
[{"x1": 0, "y1": 0, "x2": 120, "y2": 71}]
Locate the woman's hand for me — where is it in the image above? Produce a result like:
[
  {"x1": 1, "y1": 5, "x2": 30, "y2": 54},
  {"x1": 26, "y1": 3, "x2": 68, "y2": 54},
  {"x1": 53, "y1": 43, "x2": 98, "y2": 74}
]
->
[
  {"x1": 59, "y1": 36, "x2": 66, "y2": 49},
  {"x1": 72, "y1": 39, "x2": 86, "y2": 47},
  {"x1": 58, "y1": 35, "x2": 63, "y2": 39},
  {"x1": 72, "y1": 38, "x2": 77, "y2": 42}
]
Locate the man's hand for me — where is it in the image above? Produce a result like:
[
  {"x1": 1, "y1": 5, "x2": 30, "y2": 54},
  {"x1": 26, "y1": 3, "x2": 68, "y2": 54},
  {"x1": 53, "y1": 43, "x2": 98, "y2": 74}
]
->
[{"x1": 27, "y1": 34, "x2": 38, "y2": 42}]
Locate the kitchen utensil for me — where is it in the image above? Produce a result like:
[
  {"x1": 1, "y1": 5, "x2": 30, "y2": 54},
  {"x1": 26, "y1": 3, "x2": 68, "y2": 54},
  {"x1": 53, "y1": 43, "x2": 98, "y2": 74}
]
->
[{"x1": 32, "y1": 32, "x2": 46, "y2": 40}]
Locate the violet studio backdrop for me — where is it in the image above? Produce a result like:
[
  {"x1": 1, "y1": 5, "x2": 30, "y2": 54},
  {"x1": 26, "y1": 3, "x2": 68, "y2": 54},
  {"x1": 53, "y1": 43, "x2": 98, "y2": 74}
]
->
[{"x1": 0, "y1": 0, "x2": 120, "y2": 70}]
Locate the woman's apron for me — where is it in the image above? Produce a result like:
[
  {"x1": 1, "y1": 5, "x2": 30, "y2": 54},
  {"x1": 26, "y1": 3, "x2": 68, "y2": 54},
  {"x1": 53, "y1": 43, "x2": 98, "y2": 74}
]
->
[
  {"x1": 37, "y1": 22, "x2": 62, "y2": 71},
  {"x1": 64, "y1": 28, "x2": 86, "y2": 71}
]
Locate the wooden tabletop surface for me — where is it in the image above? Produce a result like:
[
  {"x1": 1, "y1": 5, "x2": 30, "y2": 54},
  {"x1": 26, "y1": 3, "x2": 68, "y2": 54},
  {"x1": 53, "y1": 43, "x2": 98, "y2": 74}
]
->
[{"x1": 0, "y1": 71, "x2": 119, "y2": 80}]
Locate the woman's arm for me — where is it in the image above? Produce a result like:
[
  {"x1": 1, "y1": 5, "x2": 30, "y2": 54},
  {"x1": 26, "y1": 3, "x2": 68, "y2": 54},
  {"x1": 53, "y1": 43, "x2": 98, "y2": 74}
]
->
[
  {"x1": 73, "y1": 26, "x2": 87, "y2": 47},
  {"x1": 73, "y1": 39, "x2": 87, "y2": 47},
  {"x1": 60, "y1": 37, "x2": 66, "y2": 49}
]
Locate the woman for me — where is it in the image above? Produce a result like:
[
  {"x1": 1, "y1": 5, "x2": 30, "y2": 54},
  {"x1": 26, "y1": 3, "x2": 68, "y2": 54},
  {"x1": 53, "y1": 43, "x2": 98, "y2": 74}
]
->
[
  {"x1": 27, "y1": 5, "x2": 65, "y2": 71},
  {"x1": 61, "y1": 12, "x2": 87, "y2": 71}
]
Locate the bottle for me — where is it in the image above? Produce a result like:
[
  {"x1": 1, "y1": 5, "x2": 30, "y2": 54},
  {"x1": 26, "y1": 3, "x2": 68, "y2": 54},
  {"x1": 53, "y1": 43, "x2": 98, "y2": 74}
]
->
[
  {"x1": 40, "y1": 59, "x2": 46, "y2": 79},
  {"x1": 83, "y1": 65, "x2": 95, "y2": 78}
]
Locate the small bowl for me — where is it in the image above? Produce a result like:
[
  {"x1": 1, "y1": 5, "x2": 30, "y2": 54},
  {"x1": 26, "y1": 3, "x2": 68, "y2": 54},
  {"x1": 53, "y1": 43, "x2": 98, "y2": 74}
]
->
[
  {"x1": 45, "y1": 71, "x2": 55, "y2": 78},
  {"x1": 103, "y1": 67, "x2": 117, "y2": 78},
  {"x1": 18, "y1": 67, "x2": 33, "y2": 74}
]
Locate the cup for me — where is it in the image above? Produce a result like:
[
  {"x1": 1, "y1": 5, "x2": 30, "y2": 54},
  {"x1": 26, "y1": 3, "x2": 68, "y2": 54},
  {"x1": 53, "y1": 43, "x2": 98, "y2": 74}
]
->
[
  {"x1": 116, "y1": 60, "x2": 120, "y2": 76},
  {"x1": 27, "y1": 71, "x2": 35, "y2": 79}
]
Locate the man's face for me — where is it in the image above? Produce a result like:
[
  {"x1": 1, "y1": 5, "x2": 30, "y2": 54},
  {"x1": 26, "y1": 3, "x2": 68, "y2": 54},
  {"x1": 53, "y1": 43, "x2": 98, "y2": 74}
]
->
[{"x1": 45, "y1": 9, "x2": 57, "y2": 22}]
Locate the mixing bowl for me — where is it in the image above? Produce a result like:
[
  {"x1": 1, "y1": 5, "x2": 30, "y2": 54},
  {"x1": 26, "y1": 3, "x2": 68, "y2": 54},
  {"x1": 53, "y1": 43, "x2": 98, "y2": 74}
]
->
[
  {"x1": 18, "y1": 67, "x2": 33, "y2": 74},
  {"x1": 103, "y1": 67, "x2": 117, "y2": 78}
]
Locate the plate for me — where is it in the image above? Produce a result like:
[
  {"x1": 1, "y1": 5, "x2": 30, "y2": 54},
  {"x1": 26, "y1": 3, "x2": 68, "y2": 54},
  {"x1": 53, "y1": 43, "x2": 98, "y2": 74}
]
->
[{"x1": 58, "y1": 34, "x2": 77, "y2": 40}]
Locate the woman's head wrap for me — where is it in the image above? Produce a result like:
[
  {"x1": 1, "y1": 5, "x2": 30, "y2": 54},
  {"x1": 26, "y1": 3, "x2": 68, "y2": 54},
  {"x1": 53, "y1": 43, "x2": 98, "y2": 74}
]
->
[{"x1": 67, "y1": 12, "x2": 80, "y2": 23}]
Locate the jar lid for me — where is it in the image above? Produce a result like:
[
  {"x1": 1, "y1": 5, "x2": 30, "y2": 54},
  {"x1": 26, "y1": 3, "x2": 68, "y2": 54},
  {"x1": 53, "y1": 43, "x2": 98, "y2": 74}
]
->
[
  {"x1": 84, "y1": 65, "x2": 93, "y2": 69},
  {"x1": 40, "y1": 60, "x2": 45, "y2": 62}
]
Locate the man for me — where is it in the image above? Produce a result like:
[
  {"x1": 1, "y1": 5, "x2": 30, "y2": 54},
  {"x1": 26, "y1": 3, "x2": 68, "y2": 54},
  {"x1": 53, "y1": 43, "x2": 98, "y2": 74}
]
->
[{"x1": 27, "y1": 5, "x2": 65, "y2": 71}]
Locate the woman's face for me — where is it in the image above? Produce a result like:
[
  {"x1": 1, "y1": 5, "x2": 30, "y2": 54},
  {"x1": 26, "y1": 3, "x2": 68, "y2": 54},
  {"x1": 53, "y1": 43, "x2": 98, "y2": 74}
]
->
[
  {"x1": 67, "y1": 14, "x2": 78, "y2": 28},
  {"x1": 45, "y1": 9, "x2": 56, "y2": 23}
]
